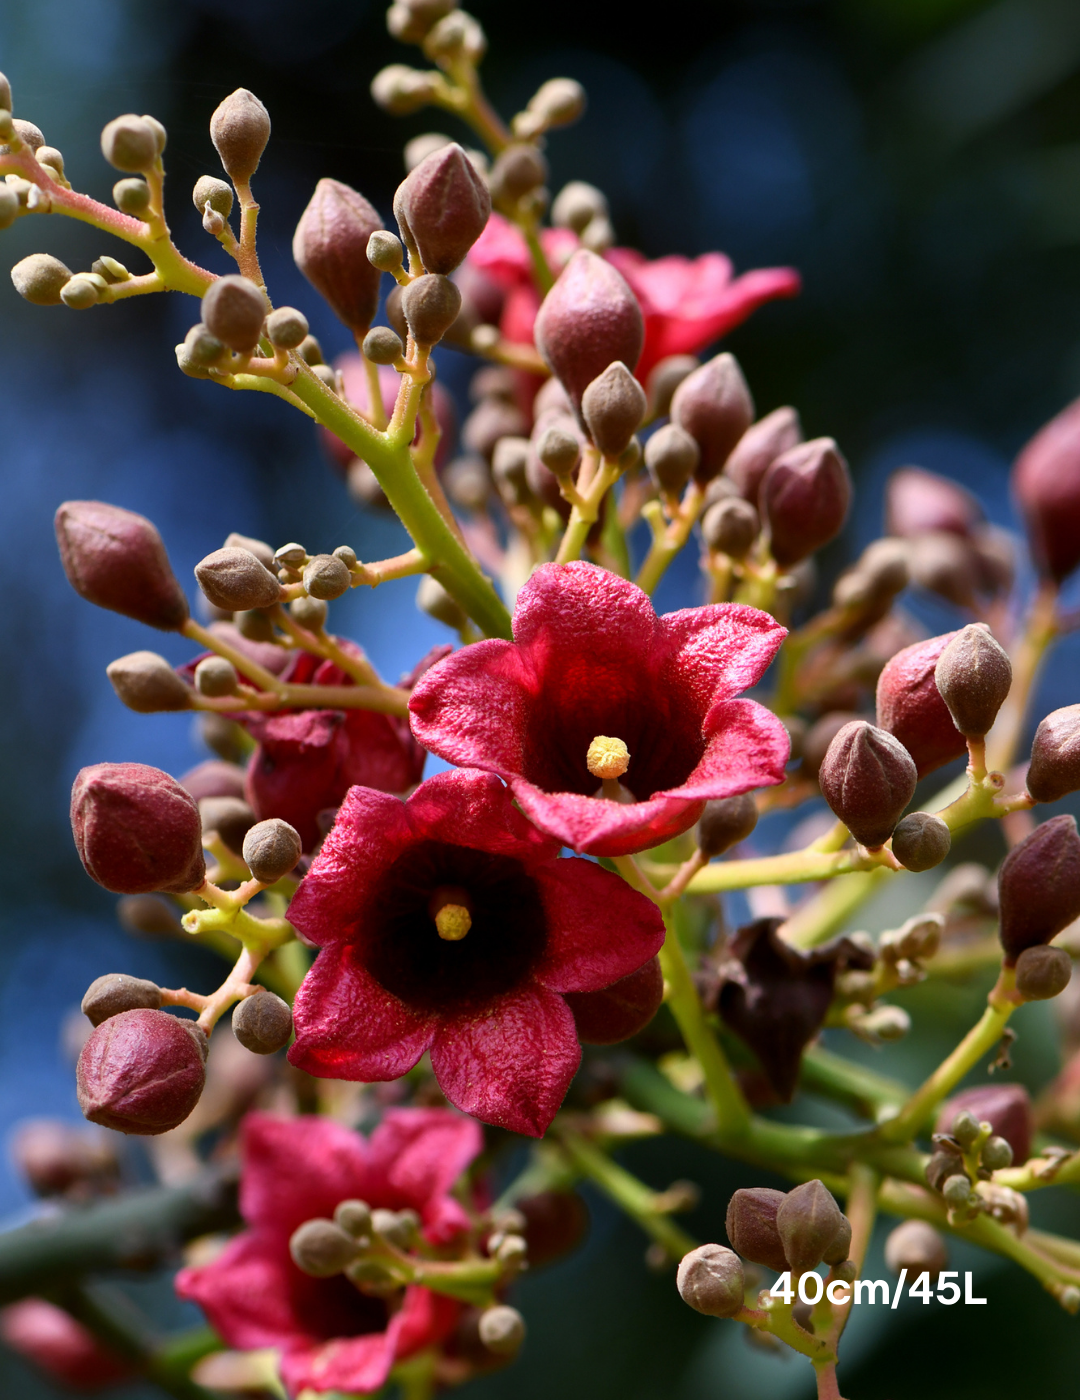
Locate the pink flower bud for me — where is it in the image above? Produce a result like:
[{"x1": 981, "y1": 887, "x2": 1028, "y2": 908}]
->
[
  {"x1": 55, "y1": 501, "x2": 189, "y2": 631},
  {"x1": 761, "y1": 437, "x2": 852, "y2": 567},
  {"x1": 875, "y1": 632, "x2": 968, "y2": 777},
  {"x1": 1027, "y1": 705, "x2": 1080, "y2": 803},
  {"x1": 670, "y1": 352, "x2": 754, "y2": 483},
  {"x1": 776, "y1": 1179, "x2": 848, "y2": 1273},
  {"x1": 0, "y1": 1299, "x2": 131, "y2": 1389},
  {"x1": 580, "y1": 360, "x2": 647, "y2": 457},
  {"x1": 534, "y1": 249, "x2": 644, "y2": 420},
  {"x1": 71, "y1": 762, "x2": 206, "y2": 894},
  {"x1": 1012, "y1": 396, "x2": 1080, "y2": 580},
  {"x1": 818, "y1": 720, "x2": 917, "y2": 848},
  {"x1": 885, "y1": 466, "x2": 982, "y2": 538},
  {"x1": 563, "y1": 956, "x2": 663, "y2": 1045},
  {"x1": 76, "y1": 1008, "x2": 207, "y2": 1135},
  {"x1": 393, "y1": 142, "x2": 491, "y2": 275},
  {"x1": 724, "y1": 405, "x2": 802, "y2": 505},
  {"x1": 936, "y1": 1083, "x2": 1033, "y2": 1163},
  {"x1": 934, "y1": 623, "x2": 1012, "y2": 740},
  {"x1": 725, "y1": 1186, "x2": 789, "y2": 1272},
  {"x1": 997, "y1": 814, "x2": 1080, "y2": 964},
  {"x1": 293, "y1": 178, "x2": 384, "y2": 334}
]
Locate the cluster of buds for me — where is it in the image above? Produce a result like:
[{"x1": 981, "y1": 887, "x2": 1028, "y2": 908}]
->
[{"x1": 925, "y1": 1092, "x2": 1032, "y2": 1231}]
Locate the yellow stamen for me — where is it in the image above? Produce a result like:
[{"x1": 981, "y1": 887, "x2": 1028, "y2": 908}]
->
[
  {"x1": 586, "y1": 735, "x2": 630, "y2": 781},
  {"x1": 434, "y1": 903, "x2": 472, "y2": 941}
]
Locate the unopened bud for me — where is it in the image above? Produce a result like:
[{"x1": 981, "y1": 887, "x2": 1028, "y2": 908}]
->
[
  {"x1": 72, "y1": 763, "x2": 205, "y2": 894},
  {"x1": 417, "y1": 574, "x2": 467, "y2": 630},
  {"x1": 478, "y1": 1304, "x2": 526, "y2": 1356},
  {"x1": 761, "y1": 437, "x2": 852, "y2": 568},
  {"x1": 891, "y1": 811, "x2": 951, "y2": 872},
  {"x1": 60, "y1": 276, "x2": 99, "y2": 311},
  {"x1": 525, "y1": 77, "x2": 586, "y2": 130},
  {"x1": 298, "y1": 334, "x2": 323, "y2": 365},
  {"x1": 492, "y1": 435, "x2": 531, "y2": 504},
  {"x1": 232, "y1": 989, "x2": 293, "y2": 1054},
  {"x1": 702, "y1": 497, "x2": 759, "y2": 559},
  {"x1": 363, "y1": 326, "x2": 404, "y2": 365},
  {"x1": 201, "y1": 275, "x2": 268, "y2": 353},
  {"x1": 193, "y1": 175, "x2": 233, "y2": 217},
  {"x1": 181, "y1": 322, "x2": 228, "y2": 371},
  {"x1": 290, "y1": 1219, "x2": 359, "y2": 1277},
  {"x1": 444, "y1": 455, "x2": 491, "y2": 511},
  {"x1": 725, "y1": 1187, "x2": 788, "y2": 1272},
  {"x1": 581, "y1": 361, "x2": 646, "y2": 457},
  {"x1": 422, "y1": 9, "x2": 485, "y2": 62},
  {"x1": 400, "y1": 271, "x2": 462, "y2": 346},
  {"x1": 394, "y1": 143, "x2": 490, "y2": 274},
  {"x1": 908, "y1": 530, "x2": 978, "y2": 609},
  {"x1": 884, "y1": 1220, "x2": 948, "y2": 1279},
  {"x1": 6, "y1": 118, "x2": 44, "y2": 152},
  {"x1": 951, "y1": 1109, "x2": 981, "y2": 1148},
  {"x1": 981, "y1": 1135, "x2": 1015, "y2": 1171},
  {"x1": 210, "y1": 89, "x2": 270, "y2": 184},
  {"x1": 934, "y1": 624, "x2": 1012, "y2": 740},
  {"x1": 876, "y1": 632, "x2": 968, "y2": 777},
  {"x1": 371, "y1": 64, "x2": 439, "y2": 116},
  {"x1": 82, "y1": 974, "x2": 162, "y2": 1027},
  {"x1": 303, "y1": 553, "x2": 352, "y2": 601},
  {"x1": 367, "y1": 229, "x2": 404, "y2": 274},
  {"x1": 490, "y1": 143, "x2": 547, "y2": 206},
  {"x1": 551, "y1": 180, "x2": 608, "y2": 234},
  {"x1": 832, "y1": 538, "x2": 909, "y2": 619},
  {"x1": 1015, "y1": 944, "x2": 1072, "y2": 1002},
  {"x1": 645, "y1": 353, "x2": 698, "y2": 419},
  {"x1": 293, "y1": 179, "x2": 383, "y2": 334},
  {"x1": 234, "y1": 609, "x2": 276, "y2": 642},
  {"x1": 938, "y1": 1084, "x2": 1033, "y2": 1163},
  {"x1": 242, "y1": 818, "x2": 302, "y2": 883},
  {"x1": 0, "y1": 183, "x2": 18, "y2": 229},
  {"x1": 386, "y1": 0, "x2": 454, "y2": 42},
  {"x1": 942, "y1": 1174, "x2": 973, "y2": 1207},
  {"x1": 676, "y1": 1244, "x2": 744, "y2": 1318},
  {"x1": 0, "y1": 74, "x2": 10, "y2": 111},
  {"x1": 335, "y1": 1199, "x2": 373, "y2": 1237},
  {"x1": 290, "y1": 595, "x2": 328, "y2": 630},
  {"x1": 668, "y1": 353, "x2": 754, "y2": 485},
  {"x1": 536, "y1": 422, "x2": 581, "y2": 478},
  {"x1": 200, "y1": 796, "x2": 255, "y2": 855},
  {"x1": 775, "y1": 1180, "x2": 846, "y2": 1273},
  {"x1": 112, "y1": 177, "x2": 150, "y2": 213},
  {"x1": 697, "y1": 794, "x2": 758, "y2": 857},
  {"x1": 100, "y1": 115, "x2": 158, "y2": 172},
  {"x1": 1026, "y1": 705, "x2": 1080, "y2": 803},
  {"x1": 223, "y1": 532, "x2": 274, "y2": 570},
  {"x1": 77, "y1": 1009, "x2": 206, "y2": 1135},
  {"x1": 886, "y1": 465, "x2": 982, "y2": 539},
  {"x1": 819, "y1": 720, "x2": 917, "y2": 849},
  {"x1": 564, "y1": 956, "x2": 663, "y2": 1045},
  {"x1": 11, "y1": 253, "x2": 73, "y2": 305},
  {"x1": 265, "y1": 306, "x2": 308, "y2": 350},
  {"x1": 1012, "y1": 396, "x2": 1080, "y2": 581},
  {"x1": 105, "y1": 650, "x2": 192, "y2": 717},
  {"x1": 275, "y1": 542, "x2": 308, "y2": 568},
  {"x1": 196, "y1": 547, "x2": 282, "y2": 611},
  {"x1": 645, "y1": 423, "x2": 699, "y2": 498},
  {"x1": 118, "y1": 894, "x2": 183, "y2": 938},
  {"x1": 372, "y1": 1207, "x2": 420, "y2": 1248},
  {"x1": 998, "y1": 815, "x2": 1080, "y2": 963},
  {"x1": 853, "y1": 1004, "x2": 910, "y2": 1040}
]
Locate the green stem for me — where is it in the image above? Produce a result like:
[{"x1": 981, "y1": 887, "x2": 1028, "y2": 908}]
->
[
  {"x1": 634, "y1": 483, "x2": 704, "y2": 596},
  {"x1": 555, "y1": 457, "x2": 622, "y2": 564},
  {"x1": 686, "y1": 846, "x2": 878, "y2": 895}
]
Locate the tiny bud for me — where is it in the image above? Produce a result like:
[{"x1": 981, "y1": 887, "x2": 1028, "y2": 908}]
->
[
  {"x1": 0, "y1": 74, "x2": 10, "y2": 111},
  {"x1": 551, "y1": 180, "x2": 608, "y2": 234},
  {"x1": 0, "y1": 183, "x2": 19, "y2": 229},
  {"x1": 422, "y1": 9, "x2": 485, "y2": 62},
  {"x1": 536, "y1": 422, "x2": 581, "y2": 477},
  {"x1": 404, "y1": 132, "x2": 451, "y2": 171},
  {"x1": 76, "y1": 1009, "x2": 206, "y2": 1135},
  {"x1": 400, "y1": 271, "x2": 462, "y2": 346},
  {"x1": 223, "y1": 532, "x2": 274, "y2": 570},
  {"x1": 670, "y1": 353, "x2": 754, "y2": 483},
  {"x1": 117, "y1": 894, "x2": 183, "y2": 939},
  {"x1": 891, "y1": 811, "x2": 951, "y2": 872},
  {"x1": 884, "y1": 1221, "x2": 948, "y2": 1279},
  {"x1": 833, "y1": 538, "x2": 910, "y2": 621},
  {"x1": 232, "y1": 989, "x2": 293, "y2": 1054},
  {"x1": 394, "y1": 143, "x2": 491, "y2": 274},
  {"x1": 645, "y1": 423, "x2": 700, "y2": 497},
  {"x1": 299, "y1": 334, "x2": 323, "y2": 365},
  {"x1": 289, "y1": 1219, "x2": 359, "y2": 1277},
  {"x1": 11, "y1": 252, "x2": 73, "y2": 305},
  {"x1": 9, "y1": 118, "x2": 45, "y2": 152},
  {"x1": 194, "y1": 655, "x2": 240, "y2": 697},
  {"x1": 242, "y1": 818, "x2": 302, "y2": 883},
  {"x1": 372, "y1": 1207, "x2": 420, "y2": 1248},
  {"x1": 934, "y1": 624, "x2": 1012, "y2": 740},
  {"x1": 335, "y1": 1199, "x2": 373, "y2": 1237},
  {"x1": 819, "y1": 720, "x2": 917, "y2": 849},
  {"x1": 371, "y1": 64, "x2": 439, "y2": 116},
  {"x1": 200, "y1": 275, "x2": 268, "y2": 353},
  {"x1": 363, "y1": 326, "x2": 404, "y2": 364},
  {"x1": 82, "y1": 974, "x2": 162, "y2": 1027},
  {"x1": 564, "y1": 956, "x2": 663, "y2": 1045},
  {"x1": 886, "y1": 465, "x2": 982, "y2": 539},
  {"x1": 876, "y1": 631, "x2": 969, "y2": 777},
  {"x1": 1012, "y1": 396, "x2": 1080, "y2": 580},
  {"x1": 182, "y1": 323, "x2": 227, "y2": 369},
  {"x1": 527, "y1": 77, "x2": 586, "y2": 129},
  {"x1": 952, "y1": 1110, "x2": 981, "y2": 1148},
  {"x1": 823, "y1": 1214, "x2": 852, "y2": 1267},
  {"x1": 444, "y1": 455, "x2": 491, "y2": 510},
  {"x1": 303, "y1": 553, "x2": 352, "y2": 601},
  {"x1": 981, "y1": 1135, "x2": 1015, "y2": 1171},
  {"x1": 234, "y1": 609, "x2": 276, "y2": 642},
  {"x1": 72, "y1": 763, "x2": 205, "y2": 894},
  {"x1": 199, "y1": 796, "x2": 255, "y2": 855},
  {"x1": 998, "y1": 815, "x2": 1080, "y2": 963},
  {"x1": 492, "y1": 435, "x2": 530, "y2": 504},
  {"x1": 908, "y1": 530, "x2": 979, "y2": 608},
  {"x1": 581, "y1": 361, "x2": 646, "y2": 457},
  {"x1": 275, "y1": 542, "x2": 307, "y2": 568},
  {"x1": 417, "y1": 573, "x2": 467, "y2": 630},
  {"x1": 293, "y1": 179, "x2": 383, "y2": 335},
  {"x1": 266, "y1": 306, "x2": 309, "y2": 350},
  {"x1": 386, "y1": 0, "x2": 454, "y2": 42},
  {"x1": 36, "y1": 146, "x2": 65, "y2": 180},
  {"x1": 1015, "y1": 944, "x2": 1072, "y2": 1002},
  {"x1": 1026, "y1": 705, "x2": 1080, "y2": 803},
  {"x1": 478, "y1": 1305, "x2": 526, "y2": 1356},
  {"x1": 496, "y1": 1233, "x2": 528, "y2": 1265},
  {"x1": 290, "y1": 595, "x2": 328, "y2": 630},
  {"x1": 210, "y1": 89, "x2": 270, "y2": 184},
  {"x1": 676, "y1": 1244, "x2": 745, "y2": 1318},
  {"x1": 107, "y1": 651, "x2": 193, "y2": 713},
  {"x1": 937, "y1": 1084, "x2": 1034, "y2": 1164},
  {"x1": 100, "y1": 114, "x2": 158, "y2": 172},
  {"x1": 854, "y1": 1004, "x2": 910, "y2": 1040},
  {"x1": 195, "y1": 547, "x2": 282, "y2": 611},
  {"x1": 725, "y1": 1187, "x2": 789, "y2": 1272},
  {"x1": 193, "y1": 175, "x2": 233, "y2": 217},
  {"x1": 368, "y1": 228, "x2": 404, "y2": 272},
  {"x1": 61, "y1": 276, "x2": 99, "y2": 311},
  {"x1": 490, "y1": 143, "x2": 548, "y2": 206},
  {"x1": 761, "y1": 438, "x2": 852, "y2": 567},
  {"x1": 109, "y1": 180, "x2": 152, "y2": 220},
  {"x1": 313, "y1": 364, "x2": 340, "y2": 391},
  {"x1": 942, "y1": 1174, "x2": 973, "y2": 1207},
  {"x1": 701, "y1": 497, "x2": 759, "y2": 559},
  {"x1": 776, "y1": 1179, "x2": 846, "y2": 1273},
  {"x1": 697, "y1": 794, "x2": 758, "y2": 857},
  {"x1": 333, "y1": 545, "x2": 358, "y2": 569}
]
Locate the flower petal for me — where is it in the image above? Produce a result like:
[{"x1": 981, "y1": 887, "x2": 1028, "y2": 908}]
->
[
  {"x1": 238, "y1": 1112, "x2": 371, "y2": 1237},
  {"x1": 289, "y1": 943, "x2": 436, "y2": 1082},
  {"x1": 657, "y1": 602, "x2": 787, "y2": 704},
  {"x1": 665, "y1": 698, "x2": 791, "y2": 802},
  {"x1": 175, "y1": 1231, "x2": 307, "y2": 1352},
  {"x1": 367, "y1": 1107, "x2": 484, "y2": 1219},
  {"x1": 532, "y1": 857, "x2": 665, "y2": 992},
  {"x1": 407, "y1": 638, "x2": 535, "y2": 775},
  {"x1": 403, "y1": 767, "x2": 559, "y2": 863},
  {"x1": 430, "y1": 983, "x2": 581, "y2": 1137},
  {"x1": 509, "y1": 778, "x2": 703, "y2": 858}
]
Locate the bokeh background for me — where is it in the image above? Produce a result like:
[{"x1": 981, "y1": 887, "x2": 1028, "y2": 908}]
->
[{"x1": 4, "y1": 0, "x2": 1080, "y2": 1394}]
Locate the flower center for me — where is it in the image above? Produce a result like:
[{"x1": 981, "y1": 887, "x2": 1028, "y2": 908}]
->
[
  {"x1": 429, "y1": 886, "x2": 473, "y2": 941},
  {"x1": 587, "y1": 735, "x2": 630, "y2": 780}
]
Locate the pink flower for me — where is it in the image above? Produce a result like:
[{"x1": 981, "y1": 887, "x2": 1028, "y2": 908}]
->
[
  {"x1": 408, "y1": 563, "x2": 790, "y2": 857},
  {"x1": 0, "y1": 1299, "x2": 131, "y2": 1391},
  {"x1": 286, "y1": 768, "x2": 665, "y2": 1135},
  {"x1": 176, "y1": 1109, "x2": 478, "y2": 1396},
  {"x1": 467, "y1": 213, "x2": 800, "y2": 382}
]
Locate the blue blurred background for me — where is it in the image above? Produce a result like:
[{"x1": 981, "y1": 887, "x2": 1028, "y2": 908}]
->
[{"x1": 4, "y1": 0, "x2": 1080, "y2": 1394}]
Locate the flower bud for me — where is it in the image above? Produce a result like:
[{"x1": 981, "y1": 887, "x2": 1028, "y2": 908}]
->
[
  {"x1": 293, "y1": 179, "x2": 383, "y2": 335},
  {"x1": 235, "y1": 608, "x2": 277, "y2": 642},
  {"x1": 492, "y1": 436, "x2": 530, "y2": 506},
  {"x1": 934, "y1": 624, "x2": 1012, "y2": 740},
  {"x1": 232, "y1": 989, "x2": 294, "y2": 1054},
  {"x1": 372, "y1": 1207, "x2": 420, "y2": 1248},
  {"x1": 400, "y1": 271, "x2": 462, "y2": 346},
  {"x1": 939, "y1": 1084, "x2": 1033, "y2": 1164},
  {"x1": 645, "y1": 423, "x2": 699, "y2": 497},
  {"x1": 195, "y1": 547, "x2": 282, "y2": 611},
  {"x1": 723, "y1": 406, "x2": 803, "y2": 506},
  {"x1": 1012, "y1": 396, "x2": 1080, "y2": 580},
  {"x1": 11, "y1": 253, "x2": 73, "y2": 305},
  {"x1": 72, "y1": 763, "x2": 205, "y2": 895},
  {"x1": 118, "y1": 894, "x2": 184, "y2": 938},
  {"x1": 179, "y1": 322, "x2": 228, "y2": 373},
  {"x1": 534, "y1": 249, "x2": 644, "y2": 421},
  {"x1": 886, "y1": 466, "x2": 982, "y2": 539},
  {"x1": 832, "y1": 539, "x2": 910, "y2": 624},
  {"x1": 776, "y1": 1179, "x2": 847, "y2": 1273},
  {"x1": 891, "y1": 811, "x2": 951, "y2": 872},
  {"x1": 0, "y1": 183, "x2": 19, "y2": 230},
  {"x1": 210, "y1": 89, "x2": 270, "y2": 184},
  {"x1": 676, "y1": 1244, "x2": 744, "y2": 1318},
  {"x1": 113, "y1": 177, "x2": 151, "y2": 213},
  {"x1": 100, "y1": 114, "x2": 158, "y2": 172},
  {"x1": 193, "y1": 174, "x2": 233, "y2": 217},
  {"x1": 581, "y1": 361, "x2": 646, "y2": 457},
  {"x1": 265, "y1": 306, "x2": 308, "y2": 350},
  {"x1": 478, "y1": 1305, "x2": 526, "y2": 1356},
  {"x1": 551, "y1": 180, "x2": 608, "y2": 234},
  {"x1": 819, "y1": 720, "x2": 917, "y2": 849},
  {"x1": 61, "y1": 276, "x2": 99, "y2": 311},
  {"x1": 1026, "y1": 705, "x2": 1080, "y2": 803},
  {"x1": 289, "y1": 1219, "x2": 359, "y2": 1277},
  {"x1": 998, "y1": 815, "x2": 1080, "y2": 964},
  {"x1": 363, "y1": 326, "x2": 404, "y2": 365},
  {"x1": 291, "y1": 595, "x2": 329, "y2": 630},
  {"x1": 981, "y1": 1135, "x2": 1014, "y2": 1171},
  {"x1": 884, "y1": 1220, "x2": 947, "y2": 1279},
  {"x1": 800, "y1": 711, "x2": 858, "y2": 783},
  {"x1": 942, "y1": 1173, "x2": 974, "y2": 1207},
  {"x1": 200, "y1": 796, "x2": 255, "y2": 855},
  {"x1": 82, "y1": 973, "x2": 162, "y2": 1027},
  {"x1": 725, "y1": 1187, "x2": 789, "y2": 1272},
  {"x1": 371, "y1": 64, "x2": 439, "y2": 115},
  {"x1": 908, "y1": 530, "x2": 978, "y2": 608},
  {"x1": 697, "y1": 794, "x2": 758, "y2": 857},
  {"x1": 444, "y1": 455, "x2": 491, "y2": 511},
  {"x1": 201, "y1": 275, "x2": 268, "y2": 353},
  {"x1": 670, "y1": 353, "x2": 754, "y2": 484},
  {"x1": 823, "y1": 1214, "x2": 852, "y2": 1266},
  {"x1": 702, "y1": 497, "x2": 759, "y2": 559},
  {"x1": 417, "y1": 573, "x2": 468, "y2": 629},
  {"x1": 536, "y1": 421, "x2": 581, "y2": 478},
  {"x1": 335, "y1": 1199, "x2": 373, "y2": 1237},
  {"x1": 0, "y1": 1299, "x2": 131, "y2": 1390},
  {"x1": 12, "y1": 1120, "x2": 119, "y2": 1199},
  {"x1": 394, "y1": 143, "x2": 491, "y2": 274},
  {"x1": 490, "y1": 143, "x2": 548, "y2": 207},
  {"x1": 106, "y1": 651, "x2": 193, "y2": 713},
  {"x1": 564, "y1": 957, "x2": 663, "y2": 1045},
  {"x1": 77, "y1": 1009, "x2": 206, "y2": 1134},
  {"x1": 303, "y1": 553, "x2": 352, "y2": 601},
  {"x1": 4, "y1": 117, "x2": 44, "y2": 153},
  {"x1": 386, "y1": 0, "x2": 455, "y2": 42},
  {"x1": 242, "y1": 818, "x2": 302, "y2": 883},
  {"x1": 1015, "y1": 944, "x2": 1072, "y2": 1002},
  {"x1": 761, "y1": 438, "x2": 852, "y2": 568},
  {"x1": 875, "y1": 632, "x2": 968, "y2": 777}
]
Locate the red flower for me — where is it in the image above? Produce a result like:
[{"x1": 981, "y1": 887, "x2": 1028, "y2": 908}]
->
[
  {"x1": 408, "y1": 563, "x2": 790, "y2": 857},
  {"x1": 176, "y1": 1109, "x2": 478, "y2": 1396},
  {"x1": 0, "y1": 1299, "x2": 131, "y2": 1391},
  {"x1": 467, "y1": 213, "x2": 800, "y2": 382},
  {"x1": 286, "y1": 768, "x2": 665, "y2": 1135}
]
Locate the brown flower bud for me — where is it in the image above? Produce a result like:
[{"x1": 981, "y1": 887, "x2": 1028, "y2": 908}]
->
[
  {"x1": 492, "y1": 435, "x2": 530, "y2": 506},
  {"x1": 210, "y1": 89, "x2": 270, "y2": 184},
  {"x1": 551, "y1": 180, "x2": 608, "y2": 234},
  {"x1": 670, "y1": 353, "x2": 754, "y2": 484},
  {"x1": 937, "y1": 1084, "x2": 1034, "y2": 1163},
  {"x1": 265, "y1": 306, "x2": 308, "y2": 350},
  {"x1": 800, "y1": 712, "x2": 859, "y2": 783},
  {"x1": 702, "y1": 498, "x2": 759, "y2": 559},
  {"x1": 4, "y1": 118, "x2": 45, "y2": 153},
  {"x1": 335, "y1": 1199, "x2": 373, "y2": 1238},
  {"x1": 289, "y1": 1218, "x2": 359, "y2": 1277},
  {"x1": 193, "y1": 175, "x2": 233, "y2": 217},
  {"x1": 195, "y1": 547, "x2": 282, "y2": 611},
  {"x1": 113, "y1": 177, "x2": 150, "y2": 214},
  {"x1": 644, "y1": 353, "x2": 698, "y2": 419},
  {"x1": 832, "y1": 539, "x2": 910, "y2": 623},
  {"x1": 180, "y1": 759, "x2": 247, "y2": 802},
  {"x1": 11, "y1": 1120, "x2": 119, "y2": 1200},
  {"x1": 645, "y1": 423, "x2": 699, "y2": 497},
  {"x1": 386, "y1": 0, "x2": 455, "y2": 42},
  {"x1": 82, "y1": 974, "x2": 162, "y2": 1027},
  {"x1": 886, "y1": 466, "x2": 982, "y2": 539},
  {"x1": 478, "y1": 1304, "x2": 526, "y2": 1356},
  {"x1": 117, "y1": 894, "x2": 184, "y2": 938},
  {"x1": 303, "y1": 553, "x2": 352, "y2": 601},
  {"x1": 235, "y1": 608, "x2": 277, "y2": 642},
  {"x1": 11, "y1": 253, "x2": 73, "y2": 305},
  {"x1": 934, "y1": 624, "x2": 1012, "y2": 740},
  {"x1": 293, "y1": 179, "x2": 383, "y2": 335},
  {"x1": 242, "y1": 818, "x2": 302, "y2": 883},
  {"x1": 232, "y1": 989, "x2": 294, "y2": 1054},
  {"x1": 417, "y1": 574, "x2": 467, "y2": 630},
  {"x1": 525, "y1": 78, "x2": 586, "y2": 130},
  {"x1": 909, "y1": 530, "x2": 979, "y2": 608},
  {"x1": 363, "y1": 326, "x2": 404, "y2": 365},
  {"x1": 884, "y1": 1220, "x2": 948, "y2": 1279},
  {"x1": 490, "y1": 143, "x2": 548, "y2": 207},
  {"x1": 179, "y1": 323, "x2": 227, "y2": 373},
  {"x1": 823, "y1": 1215, "x2": 852, "y2": 1266},
  {"x1": 200, "y1": 275, "x2": 268, "y2": 353},
  {"x1": 819, "y1": 721, "x2": 917, "y2": 848},
  {"x1": 697, "y1": 794, "x2": 758, "y2": 857},
  {"x1": 100, "y1": 115, "x2": 158, "y2": 173},
  {"x1": 724, "y1": 406, "x2": 803, "y2": 505},
  {"x1": 775, "y1": 1180, "x2": 847, "y2": 1273},
  {"x1": 72, "y1": 763, "x2": 206, "y2": 894},
  {"x1": 534, "y1": 249, "x2": 644, "y2": 421},
  {"x1": 371, "y1": 64, "x2": 439, "y2": 116},
  {"x1": 998, "y1": 816, "x2": 1080, "y2": 964},
  {"x1": 444, "y1": 455, "x2": 491, "y2": 511},
  {"x1": 1015, "y1": 944, "x2": 1072, "y2": 1001},
  {"x1": 1026, "y1": 705, "x2": 1080, "y2": 803},
  {"x1": 394, "y1": 143, "x2": 491, "y2": 274},
  {"x1": 725, "y1": 1187, "x2": 789, "y2": 1272},
  {"x1": 761, "y1": 438, "x2": 852, "y2": 568},
  {"x1": 676, "y1": 1244, "x2": 745, "y2": 1318},
  {"x1": 199, "y1": 796, "x2": 255, "y2": 855},
  {"x1": 291, "y1": 595, "x2": 329, "y2": 630},
  {"x1": 876, "y1": 632, "x2": 968, "y2": 777},
  {"x1": 1012, "y1": 396, "x2": 1080, "y2": 580},
  {"x1": 891, "y1": 811, "x2": 951, "y2": 872},
  {"x1": 400, "y1": 272, "x2": 462, "y2": 346},
  {"x1": 106, "y1": 651, "x2": 193, "y2": 713},
  {"x1": 76, "y1": 1009, "x2": 206, "y2": 1135},
  {"x1": 536, "y1": 422, "x2": 581, "y2": 478},
  {"x1": 563, "y1": 956, "x2": 663, "y2": 1045},
  {"x1": 580, "y1": 361, "x2": 646, "y2": 457}
]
